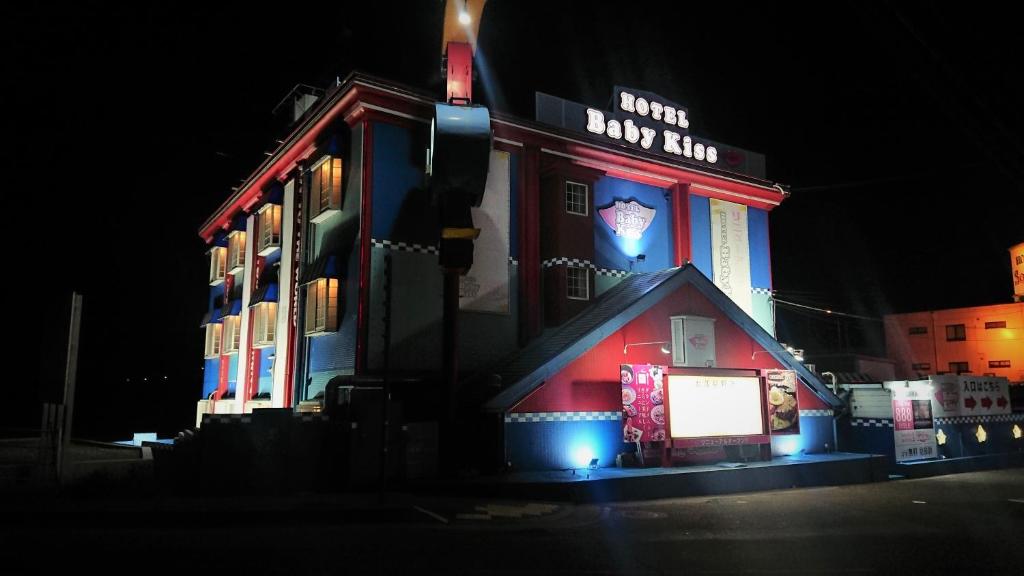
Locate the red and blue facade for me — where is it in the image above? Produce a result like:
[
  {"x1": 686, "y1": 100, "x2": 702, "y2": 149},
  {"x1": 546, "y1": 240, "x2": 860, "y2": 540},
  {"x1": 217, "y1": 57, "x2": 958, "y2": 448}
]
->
[{"x1": 197, "y1": 73, "x2": 841, "y2": 470}]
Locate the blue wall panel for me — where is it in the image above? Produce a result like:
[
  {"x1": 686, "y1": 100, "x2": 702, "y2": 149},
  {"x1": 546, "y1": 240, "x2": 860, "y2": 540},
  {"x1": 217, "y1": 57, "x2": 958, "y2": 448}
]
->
[
  {"x1": 208, "y1": 283, "x2": 225, "y2": 312},
  {"x1": 257, "y1": 347, "x2": 274, "y2": 396},
  {"x1": 202, "y1": 358, "x2": 220, "y2": 398},
  {"x1": 505, "y1": 418, "x2": 624, "y2": 471},
  {"x1": 371, "y1": 122, "x2": 432, "y2": 244},
  {"x1": 593, "y1": 177, "x2": 672, "y2": 272},
  {"x1": 689, "y1": 195, "x2": 712, "y2": 279},
  {"x1": 747, "y1": 207, "x2": 771, "y2": 289},
  {"x1": 771, "y1": 416, "x2": 835, "y2": 456},
  {"x1": 226, "y1": 355, "x2": 238, "y2": 397}
]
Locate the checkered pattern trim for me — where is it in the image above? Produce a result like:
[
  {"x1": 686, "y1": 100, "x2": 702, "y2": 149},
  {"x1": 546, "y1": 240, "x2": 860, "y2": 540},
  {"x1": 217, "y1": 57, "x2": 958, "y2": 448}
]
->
[
  {"x1": 542, "y1": 257, "x2": 630, "y2": 278},
  {"x1": 542, "y1": 257, "x2": 593, "y2": 269},
  {"x1": 371, "y1": 238, "x2": 438, "y2": 255},
  {"x1": 505, "y1": 411, "x2": 622, "y2": 423},
  {"x1": 799, "y1": 409, "x2": 833, "y2": 417},
  {"x1": 597, "y1": 267, "x2": 630, "y2": 278},
  {"x1": 752, "y1": 287, "x2": 773, "y2": 296},
  {"x1": 851, "y1": 418, "x2": 894, "y2": 428},
  {"x1": 935, "y1": 413, "x2": 1024, "y2": 425}
]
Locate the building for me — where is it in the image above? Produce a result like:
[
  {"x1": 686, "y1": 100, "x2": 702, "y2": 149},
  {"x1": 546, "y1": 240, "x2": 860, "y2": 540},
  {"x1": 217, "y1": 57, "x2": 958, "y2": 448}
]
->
[
  {"x1": 884, "y1": 303, "x2": 1024, "y2": 383},
  {"x1": 196, "y1": 72, "x2": 842, "y2": 471}
]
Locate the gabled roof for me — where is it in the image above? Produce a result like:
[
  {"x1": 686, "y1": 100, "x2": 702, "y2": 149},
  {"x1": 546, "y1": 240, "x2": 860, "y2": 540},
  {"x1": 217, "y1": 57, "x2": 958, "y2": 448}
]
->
[{"x1": 482, "y1": 264, "x2": 843, "y2": 412}]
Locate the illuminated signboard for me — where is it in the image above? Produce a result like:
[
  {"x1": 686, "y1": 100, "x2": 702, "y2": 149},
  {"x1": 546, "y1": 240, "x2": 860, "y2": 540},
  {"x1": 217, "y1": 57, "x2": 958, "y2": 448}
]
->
[
  {"x1": 598, "y1": 200, "x2": 656, "y2": 240},
  {"x1": 534, "y1": 88, "x2": 767, "y2": 178},
  {"x1": 667, "y1": 374, "x2": 763, "y2": 438},
  {"x1": 586, "y1": 89, "x2": 718, "y2": 165}
]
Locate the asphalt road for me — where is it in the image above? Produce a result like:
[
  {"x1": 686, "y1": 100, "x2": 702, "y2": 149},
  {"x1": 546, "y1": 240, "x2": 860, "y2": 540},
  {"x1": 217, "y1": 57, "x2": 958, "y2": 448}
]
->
[{"x1": 3, "y1": 469, "x2": 1021, "y2": 575}]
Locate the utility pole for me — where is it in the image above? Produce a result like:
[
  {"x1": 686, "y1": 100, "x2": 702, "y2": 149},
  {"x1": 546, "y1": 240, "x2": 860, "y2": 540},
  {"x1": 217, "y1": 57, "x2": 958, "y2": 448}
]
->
[{"x1": 56, "y1": 292, "x2": 83, "y2": 485}]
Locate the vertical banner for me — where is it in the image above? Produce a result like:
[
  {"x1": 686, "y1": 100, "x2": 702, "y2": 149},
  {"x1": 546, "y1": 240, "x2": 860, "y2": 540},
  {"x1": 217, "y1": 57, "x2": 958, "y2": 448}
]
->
[
  {"x1": 709, "y1": 198, "x2": 753, "y2": 316},
  {"x1": 1011, "y1": 242, "x2": 1023, "y2": 301},
  {"x1": 621, "y1": 364, "x2": 667, "y2": 443},
  {"x1": 892, "y1": 384, "x2": 937, "y2": 462},
  {"x1": 764, "y1": 369, "x2": 800, "y2": 434},
  {"x1": 459, "y1": 150, "x2": 510, "y2": 313}
]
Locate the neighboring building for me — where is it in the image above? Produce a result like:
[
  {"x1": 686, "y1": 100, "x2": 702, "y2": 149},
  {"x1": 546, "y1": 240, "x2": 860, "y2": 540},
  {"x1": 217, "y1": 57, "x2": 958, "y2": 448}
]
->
[
  {"x1": 884, "y1": 303, "x2": 1024, "y2": 382},
  {"x1": 803, "y1": 353, "x2": 896, "y2": 386},
  {"x1": 195, "y1": 72, "x2": 841, "y2": 470}
]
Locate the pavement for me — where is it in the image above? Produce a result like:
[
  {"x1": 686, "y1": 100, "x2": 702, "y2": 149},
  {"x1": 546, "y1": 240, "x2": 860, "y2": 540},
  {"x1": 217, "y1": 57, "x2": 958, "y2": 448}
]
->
[{"x1": 2, "y1": 468, "x2": 1021, "y2": 575}]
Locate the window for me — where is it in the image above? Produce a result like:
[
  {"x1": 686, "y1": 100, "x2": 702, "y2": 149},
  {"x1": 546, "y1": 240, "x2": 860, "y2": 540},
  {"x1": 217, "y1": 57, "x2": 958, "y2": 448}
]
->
[
  {"x1": 566, "y1": 266, "x2": 589, "y2": 300},
  {"x1": 984, "y1": 320, "x2": 1007, "y2": 329},
  {"x1": 257, "y1": 204, "x2": 282, "y2": 256},
  {"x1": 948, "y1": 361, "x2": 969, "y2": 374},
  {"x1": 222, "y1": 315, "x2": 241, "y2": 354},
  {"x1": 945, "y1": 324, "x2": 966, "y2": 341},
  {"x1": 304, "y1": 278, "x2": 339, "y2": 335},
  {"x1": 252, "y1": 302, "x2": 277, "y2": 348},
  {"x1": 989, "y1": 360, "x2": 1011, "y2": 368},
  {"x1": 310, "y1": 157, "x2": 343, "y2": 223},
  {"x1": 204, "y1": 324, "x2": 222, "y2": 358},
  {"x1": 227, "y1": 230, "x2": 246, "y2": 273},
  {"x1": 911, "y1": 363, "x2": 932, "y2": 371},
  {"x1": 565, "y1": 181, "x2": 588, "y2": 216},
  {"x1": 208, "y1": 247, "x2": 226, "y2": 285},
  {"x1": 908, "y1": 326, "x2": 928, "y2": 335}
]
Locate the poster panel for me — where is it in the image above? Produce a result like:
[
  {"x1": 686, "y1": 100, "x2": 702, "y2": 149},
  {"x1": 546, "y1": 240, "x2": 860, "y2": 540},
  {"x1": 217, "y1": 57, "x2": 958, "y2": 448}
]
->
[
  {"x1": 667, "y1": 374, "x2": 763, "y2": 438},
  {"x1": 892, "y1": 384, "x2": 937, "y2": 462},
  {"x1": 459, "y1": 150, "x2": 510, "y2": 313},
  {"x1": 621, "y1": 364, "x2": 666, "y2": 443},
  {"x1": 709, "y1": 198, "x2": 753, "y2": 316},
  {"x1": 764, "y1": 369, "x2": 800, "y2": 434}
]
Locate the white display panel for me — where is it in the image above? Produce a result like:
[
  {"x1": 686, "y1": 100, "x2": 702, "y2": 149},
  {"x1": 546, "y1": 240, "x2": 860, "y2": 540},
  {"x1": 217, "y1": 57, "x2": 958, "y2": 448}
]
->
[{"x1": 668, "y1": 375, "x2": 764, "y2": 438}]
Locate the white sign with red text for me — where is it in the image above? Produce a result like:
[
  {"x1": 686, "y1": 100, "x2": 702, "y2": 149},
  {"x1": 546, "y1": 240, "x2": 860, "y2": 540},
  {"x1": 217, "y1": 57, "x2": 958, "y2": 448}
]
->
[{"x1": 891, "y1": 384, "x2": 937, "y2": 463}]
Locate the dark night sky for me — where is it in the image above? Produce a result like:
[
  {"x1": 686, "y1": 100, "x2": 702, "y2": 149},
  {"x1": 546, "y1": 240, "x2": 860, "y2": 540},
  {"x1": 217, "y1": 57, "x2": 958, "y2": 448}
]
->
[{"x1": 5, "y1": 2, "x2": 1021, "y2": 437}]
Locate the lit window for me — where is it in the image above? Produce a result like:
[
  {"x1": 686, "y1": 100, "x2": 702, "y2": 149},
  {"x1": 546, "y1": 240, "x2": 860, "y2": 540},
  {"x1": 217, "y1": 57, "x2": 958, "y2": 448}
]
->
[
  {"x1": 565, "y1": 181, "x2": 588, "y2": 216},
  {"x1": 911, "y1": 363, "x2": 931, "y2": 371},
  {"x1": 208, "y1": 247, "x2": 226, "y2": 285},
  {"x1": 945, "y1": 324, "x2": 966, "y2": 341},
  {"x1": 984, "y1": 320, "x2": 1006, "y2": 329},
  {"x1": 257, "y1": 204, "x2": 282, "y2": 256},
  {"x1": 204, "y1": 323, "x2": 222, "y2": 358},
  {"x1": 227, "y1": 230, "x2": 247, "y2": 274},
  {"x1": 310, "y1": 157, "x2": 343, "y2": 223},
  {"x1": 304, "y1": 278, "x2": 339, "y2": 335},
  {"x1": 222, "y1": 315, "x2": 241, "y2": 354},
  {"x1": 948, "y1": 361, "x2": 969, "y2": 374},
  {"x1": 988, "y1": 360, "x2": 1011, "y2": 368},
  {"x1": 566, "y1": 266, "x2": 589, "y2": 300},
  {"x1": 908, "y1": 326, "x2": 927, "y2": 335},
  {"x1": 252, "y1": 302, "x2": 277, "y2": 348}
]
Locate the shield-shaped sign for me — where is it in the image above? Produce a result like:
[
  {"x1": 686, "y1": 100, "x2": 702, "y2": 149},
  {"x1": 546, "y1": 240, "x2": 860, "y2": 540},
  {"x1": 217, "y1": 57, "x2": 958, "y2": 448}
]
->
[{"x1": 598, "y1": 200, "x2": 656, "y2": 240}]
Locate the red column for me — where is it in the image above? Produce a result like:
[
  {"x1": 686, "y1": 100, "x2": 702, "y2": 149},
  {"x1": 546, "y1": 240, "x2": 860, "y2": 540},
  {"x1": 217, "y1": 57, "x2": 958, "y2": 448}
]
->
[
  {"x1": 520, "y1": 145, "x2": 542, "y2": 344},
  {"x1": 356, "y1": 121, "x2": 374, "y2": 372},
  {"x1": 671, "y1": 183, "x2": 691, "y2": 267}
]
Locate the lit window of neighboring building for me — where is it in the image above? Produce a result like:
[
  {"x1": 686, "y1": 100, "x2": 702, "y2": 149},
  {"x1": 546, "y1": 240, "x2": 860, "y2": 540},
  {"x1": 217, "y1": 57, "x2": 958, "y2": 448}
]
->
[
  {"x1": 565, "y1": 181, "x2": 588, "y2": 216},
  {"x1": 945, "y1": 324, "x2": 966, "y2": 341},
  {"x1": 911, "y1": 363, "x2": 931, "y2": 371},
  {"x1": 908, "y1": 326, "x2": 927, "y2": 335},
  {"x1": 222, "y1": 316, "x2": 241, "y2": 354},
  {"x1": 252, "y1": 302, "x2": 277, "y2": 347},
  {"x1": 208, "y1": 247, "x2": 226, "y2": 285},
  {"x1": 984, "y1": 320, "x2": 1007, "y2": 329},
  {"x1": 204, "y1": 324, "x2": 222, "y2": 358},
  {"x1": 310, "y1": 157, "x2": 343, "y2": 223},
  {"x1": 989, "y1": 360, "x2": 1011, "y2": 368},
  {"x1": 567, "y1": 266, "x2": 589, "y2": 300},
  {"x1": 949, "y1": 361, "x2": 969, "y2": 374},
  {"x1": 304, "y1": 278, "x2": 339, "y2": 335},
  {"x1": 227, "y1": 230, "x2": 246, "y2": 273},
  {"x1": 257, "y1": 204, "x2": 282, "y2": 256}
]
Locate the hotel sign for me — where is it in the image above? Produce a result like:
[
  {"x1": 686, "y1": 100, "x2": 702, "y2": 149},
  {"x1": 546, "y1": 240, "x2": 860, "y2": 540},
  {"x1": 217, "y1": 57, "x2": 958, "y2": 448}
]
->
[
  {"x1": 585, "y1": 87, "x2": 718, "y2": 165},
  {"x1": 1012, "y1": 242, "x2": 1023, "y2": 301},
  {"x1": 598, "y1": 200, "x2": 656, "y2": 240}
]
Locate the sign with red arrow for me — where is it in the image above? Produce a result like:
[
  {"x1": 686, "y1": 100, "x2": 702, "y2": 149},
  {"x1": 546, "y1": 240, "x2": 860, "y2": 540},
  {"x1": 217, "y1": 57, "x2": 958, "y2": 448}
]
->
[
  {"x1": 928, "y1": 375, "x2": 1013, "y2": 417},
  {"x1": 964, "y1": 396, "x2": 977, "y2": 410},
  {"x1": 997, "y1": 396, "x2": 1008, "y2": 409},
  {"x1": 981, "y1": 396, "x2": 993, "y2": 409}
]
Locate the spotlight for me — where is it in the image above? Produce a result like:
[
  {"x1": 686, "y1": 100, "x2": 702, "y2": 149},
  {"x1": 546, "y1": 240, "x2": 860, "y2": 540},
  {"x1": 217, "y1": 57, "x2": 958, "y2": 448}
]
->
[{"x1": 458, "y1": 10, "x2": 471, "y2": 25}]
